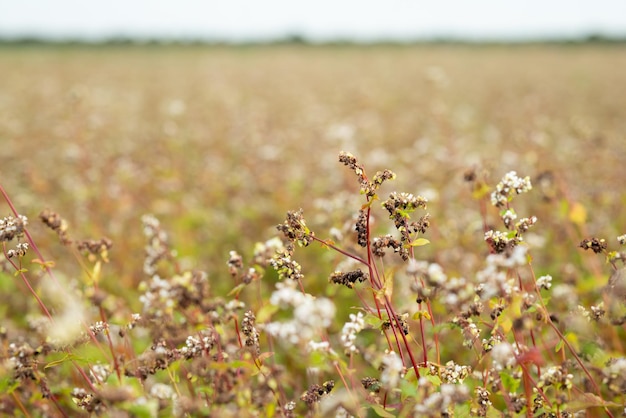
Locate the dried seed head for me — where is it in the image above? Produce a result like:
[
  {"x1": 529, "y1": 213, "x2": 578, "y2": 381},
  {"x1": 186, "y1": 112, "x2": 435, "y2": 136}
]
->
[
  {"x1": 276, "y1": 209, "x2": 313, "y2": 247},
  {"x1": 355, "y1": 209, "x2": 368, "y2": 247},
  {"x1": 76, "y1": 237, "x2": 113, "y2": 262},
  {"x1": 579, "y1": 237, "x2": 607, "y2": 254},
  {"x1": 329, "y1": 269, "x2": 369, "y2": 288},
  {"x1": 39, "y1": 210, "x2": 71, "y2": 244}
]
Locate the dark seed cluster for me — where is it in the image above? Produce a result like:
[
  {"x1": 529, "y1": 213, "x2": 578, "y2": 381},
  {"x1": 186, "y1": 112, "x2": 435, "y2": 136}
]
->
[
  {"x1": 39, "y1": 209, "x2": 72, "y2": 245},
  {"x1": 241, "y1": 310, "x2": 260, "y2": 356},
  {"x1": 361, "y1": 377, "x2": 381, "y2": 393},
  {"x1": 339, "y1": 151, "x2": 396, "y2": 198},
  {"x1": 372, "y1": 234, "x2": 408, "y2": 260},
  {"x1": 329, "y1": 269, "x2": 369, "y2": 288},
  {"x1": 300, "y1": 380, "x2": 335, "y2": 406},
  {"x1": 580, "y1": 237, "x2": 607, "y2": 254},
  {"x1": 76, "y1": 237, "x2": 113, "y2": 260},
  {"x1": 355, "y1": 209, "x2": 368, "y2": 247},
  {"x1": 276, "y1": 209, "x2": 314, "y2": 247}
]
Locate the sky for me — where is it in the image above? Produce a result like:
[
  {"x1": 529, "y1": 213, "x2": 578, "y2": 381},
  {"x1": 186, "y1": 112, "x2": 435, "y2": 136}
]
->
[{"x1": 1, "y1": 0, "x2": 625, "y2": 42}]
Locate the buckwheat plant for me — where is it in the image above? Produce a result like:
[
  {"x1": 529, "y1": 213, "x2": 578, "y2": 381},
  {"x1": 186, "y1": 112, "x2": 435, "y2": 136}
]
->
[
  {"x1": 266, "y1": 151, "x2": 442, "y2": 415},
  {"x1": 261, "y1": 154, "x2": 623, "y2": 417},
  {"x1": 1, "y1": 152, "x2": 625, "y2": 417}
]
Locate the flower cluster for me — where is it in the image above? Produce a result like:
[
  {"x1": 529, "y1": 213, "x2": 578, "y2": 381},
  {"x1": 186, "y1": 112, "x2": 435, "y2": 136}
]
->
[
  {"x1": 380, "y1": 351, "x2": 405, "y2": 390},
  {"x1": 484, "y1": 172, "x2": 537, "y2": 253},
  {"x1": 263, "y1": 280, "x2": 336, "y2": 345},
  {"x1": 227, "y1": 250, "x2": 243, "y2": 277},
  {"x1": 537, "y1": 365, "x2": 573, "y2": 390},
  {"x1": 89, "y1": 363, "x2": 112, "y2": 385},
  {"x1": 270, "y1": 250, "x2": 304, "y2": 281},
  {"x1": 6, "y1": 242, "x2": 29, "y2": 258},
  {"x1": 76, "y1": 237, "x2": 113, "y2": 262},
  {"x1": 536, "y1": 274, "x2": 552, "y2": 290},
  {"x1": 483, "y1": 230, "x2": 521, "y2": 253},
  {"x1": 438, "y1": 360, "x2": 472, "y2": 384},
  {"x1": 71, "y1": 388, "x2": 104, "y2": 414},
  {"x1": 339, "y1": 151, "x2": 368, "y2": 192},
  {"x1": 340, "y1": 311, "x2": 365, "y2": 354},
  {"x1": 339, "y1": 151, "x2": 396, "y2": 198},
  {"x1": 515, "y1": 216, "x2": 537, "y2": 233},
  {"x1": 7, "y1": 342, "x2": 41, "y2": 382},
  {"x1": 413, "y1": 382, "x2": 470, "y2": 416},
  {"x1": 276, "y1": 209, "x2": 313, "y2": 247},
  {"x1": 471, "y1": 387, "x2": 492, "y2": 417},
  {"x1": 602, "y1": 357, "x2": 626, "y2": 395},
  {"x1": 0, "y1": 214, "x2": 27, "y2": 242},
  {"x1": 490, "y1": 341, "x2": 517, "y2": 371},
  {"x1": 300, "y1": 380, "x2": 335, "y2": 406},
  {"x1": 382, "y1": 192, "x2": 428, "y2": 230},
  {"x1": 141, "y1": 214, "x2": 172, "y2": 276},
  {"x1": 138, "y1": 270, "x2": 212, "y2": 320},
  {"x1": 179, "y1": 332, "x2": 215, "y2": 360},
  {"x1": 408, "y1": 261, "x2": 476, "y2": 313},
  {"x1": 125, "y1": 331, "x2": 215, "y2": 382},
  {"x1": 241, "y1": 310, "x2": 260, "y2": 356},
  {"x1": 490, "y1": 171, "x2": 532, "y2": 207}
]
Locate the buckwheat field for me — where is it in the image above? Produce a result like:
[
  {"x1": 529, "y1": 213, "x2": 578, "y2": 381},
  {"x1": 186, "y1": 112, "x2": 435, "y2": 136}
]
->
[{"x1": 1, "y1": 44, "x2": 625, "y2": 417}]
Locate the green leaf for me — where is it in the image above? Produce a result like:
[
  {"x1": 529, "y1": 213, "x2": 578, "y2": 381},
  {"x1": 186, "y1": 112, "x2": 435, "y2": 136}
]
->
[
  {"x1": 566, "y1": 392, "x2": 620, "y2": 412},
  {"x1": 505, "y1": 230, "x2": 517, "y2": 239},
  {"x1": 564, "y1": 331, "x2": 580, "y2": 353},
  {"x1": 412, "y1": 310, "x2": 431, "y2": 320},
  {"x1": 399, "y1": 378, "x2": 418, "y2": 400},
  {"x1": 486, "y1": 408, "x2": 503, "y2": 418},
  {"x1": 500, "y1": 371, "x2": 520, "y2": 393},
  {"x1": 256, "y1": 304, "x2": 279, "y2": 323},
  {"x1": 363, "y1": 312, "x2": 384, "y2": 328},
  {"x1": 45, "y1": 353, "x2": 76, "y2": 369},
  {"x1": 410, "y1": 238, "x2": 430, "y2": 247},
  {"x1": 555, "y1": 339, "x2": 564, "y2": 353},
  {"x1": 423, "y1": 373, "x2": 441, "y2": 387},
  {"x1": 454, "y1": 403, "x2": 471, "y2": 417},
  {"x1": 370, "y1": 404, "x2": 396, "y2": 418},
  {"x1": 0, "y1": 379, "x2": 21, "y2": 395},
  {"x1": 227, "y1": 283, "x2": 246, "y2": 297},
  {"x1": 123, "y1": 400, "x2": 158, "y2": 418}
]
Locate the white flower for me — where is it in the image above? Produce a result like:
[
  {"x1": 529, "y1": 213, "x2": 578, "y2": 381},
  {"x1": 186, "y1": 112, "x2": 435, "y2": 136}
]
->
[
  {"x1": 536, "y1": 275, "x2": 552, "y2": 290},
  {"x1": 491, "y1": 171, "x2": 532, "y2": 207},
  {"x1": 264, "y1": 282, "x2": 336, "y2": 346},
  {"x1": 380, "y1": 351, "x2": 404, "y2": 389},
  {"x1": 491, "y1": 342, "x2": 516, "y2": 370},
  {"x1": 150, "y1": 383, "x2": 175, "y2": 400},
  {"x1": 308, "y1": 341, "x2": 330, "y2": 352},
  {"x1": 340, "y1": 312, "x2": 365, "y2": 354},
  {"x1": 501, "y1": 209, "x2": 517, "y2": 227}
]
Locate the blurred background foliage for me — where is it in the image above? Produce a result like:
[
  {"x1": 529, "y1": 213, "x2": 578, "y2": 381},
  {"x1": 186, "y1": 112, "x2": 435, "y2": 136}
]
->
[{"x1": 1, "y1": 44, "x2": 625, "y2": 303}]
